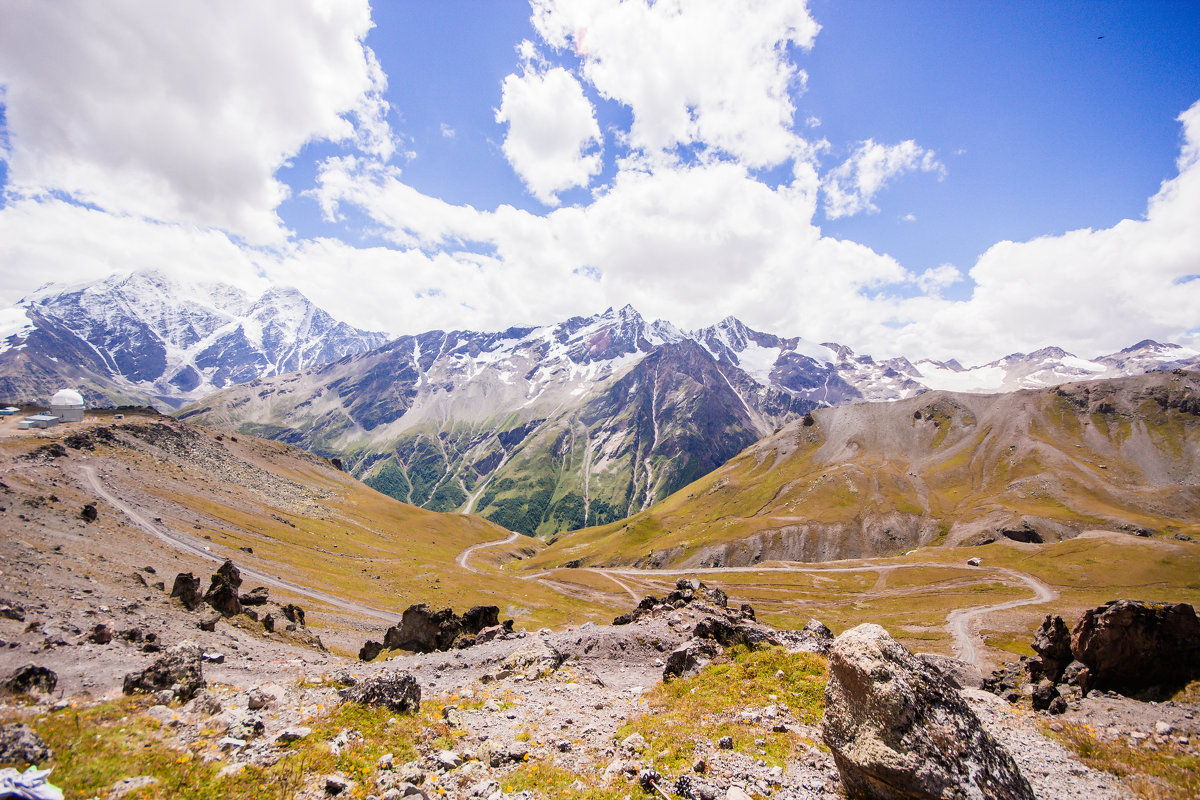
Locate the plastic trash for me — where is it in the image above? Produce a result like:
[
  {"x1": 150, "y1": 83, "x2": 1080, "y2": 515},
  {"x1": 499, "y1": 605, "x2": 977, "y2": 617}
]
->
[{"x1": 0, "y1": 767, "x2": 64, "y2": 800}]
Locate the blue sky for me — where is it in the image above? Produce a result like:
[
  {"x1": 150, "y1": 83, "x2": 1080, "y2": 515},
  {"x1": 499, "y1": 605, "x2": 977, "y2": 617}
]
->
[{"x1": 1, "y1": 1, "x2": 1199, "y2": 363}]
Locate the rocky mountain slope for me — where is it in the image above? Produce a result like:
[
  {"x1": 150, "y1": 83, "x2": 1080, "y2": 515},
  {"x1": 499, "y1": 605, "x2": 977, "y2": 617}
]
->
[
  {"x1": 528, "y1": 369, "x2": 1200, "y2": 568},
  {"x1": 177, "y1": 307, "x2": 936, "y2": 537},
  {"x1": 0, "y1": 269, "x2": 388, "y2": 409}
]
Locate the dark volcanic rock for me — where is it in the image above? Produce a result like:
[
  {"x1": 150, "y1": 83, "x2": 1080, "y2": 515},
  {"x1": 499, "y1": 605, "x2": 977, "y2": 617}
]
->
[
  {"x1": 281, "y1": 604, "x2": 306, "y2": 626},
  {"x1": 80, "y1": 502, "x2": 98, "y2": 522},
  {"x1": 359, "y1": 640, "x2": 384, "y2": 662},
  {"x1": 383, "y1": 604, "x2": 463, "y2": 653},
  {"x1": 461, "y1": 605, "x2": 500, "y2": 634},
  {"x1": 1, "y1": 664, "x2": 58, "y2": 695},
  {"x1": 823, "y1": 624, "x2": 1034, "y2": 800},
  {"x1": 0, "y1": 723, "x2": 53, "y2": 765},
  {"x1": 692, "y1": 616, "x2": 777, "y2": 650},
  {"x1": 1031, "y1": 614, "x2": 1072, "y2": 684},
  {"x1": 122, "y1": 642, "x2": 205, "y2": 701},
  {"x1": 170, "y1": 573, "x2": 204, "y2": 610},
  {"x1": 338, "y1": 670, "x2": 421, "y2": 714},
  {"x1": 1071, "y1": 599, "x2": 1200, "y2": 695},
  {"x1": 240, "y1": 586, "x2": 269, "y2": 606},
  {"x1": 204, "y1": 560, "x2": 243, "y2": 617}
]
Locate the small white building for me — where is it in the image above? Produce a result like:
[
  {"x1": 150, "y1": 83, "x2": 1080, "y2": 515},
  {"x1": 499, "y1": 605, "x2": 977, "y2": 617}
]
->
[
  {"x1": 19, "y1": 414, "x2": 60, "y2": 430},
  {"x1": 50, "y1": 388, "x2": 85, "y2": 423}
]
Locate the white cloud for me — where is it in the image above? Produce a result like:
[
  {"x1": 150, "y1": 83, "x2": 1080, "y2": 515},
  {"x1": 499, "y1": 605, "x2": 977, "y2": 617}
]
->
[
  {"x1": 529, "y1": 0, "x2": 819, "y2": 168},
  {"x1": 0, "y1": 0, "x2": 392, "y2": 244},
  {"x1": 496, "y1": 65, "x2": 603, "y2": 205},
  {"x1": 440, "y1": 124, "x2": 456, "y2": 139},
  {"x1": 822, "y1": 139, "x2": 944, "y2": 219},
  {"x1": 886, "y1": 98, "x2": 1200, "y2": 362},
  {"x1": 915, "y1": 264, "x2": 961, "y2": 294}
]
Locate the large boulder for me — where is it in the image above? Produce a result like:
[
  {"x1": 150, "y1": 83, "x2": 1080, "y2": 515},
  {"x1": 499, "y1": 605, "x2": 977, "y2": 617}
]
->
[
  {"x1": 383, "y1": 604, "x2": 462, "y2": 653},
  {"x1": 1071, "y1": 599, "x2": 1200, "y2": 695},
  {"x1": 170, "y1": 573, "x2": 204, "y2": 611},
  {"x1": 0, "y1": 723, "x2": 53, "y2": 765},
  {"x1": 823, "y1": 624, "x2": 1034, "y2": 800},
  {"x1": 203, "y1": 560, "x2": 243, "y2": 617},
  {"x1": 692, "y1": 616, "x2": 777, "y2": 650},
  {"x1": 338, "y1": 670, "x2": 420, "y2": 714},
  {"x1": 122, "y1": 642, "x2": 205, "y2": 701},
  {"x1": 1, "y1": 665, "x2": 57, "y2": 695},
  {"x1": 1031, "y1": 614, "x2": 1072, "y2": 684}
]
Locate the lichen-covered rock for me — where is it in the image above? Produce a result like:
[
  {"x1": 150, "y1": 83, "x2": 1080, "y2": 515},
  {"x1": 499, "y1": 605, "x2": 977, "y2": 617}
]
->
[
  {"x1": 239, "y1": 586, "x2": 269, "y2": 606},
  {"x1": 916, "y1": 653, "x2": 984, "y2": 690},
  {"x1": 1071, "y1": 599, "x2": 1200, "y2": 695},
  {"x1": 338, "y1": 671, "x2": 421, "y2": 714},
  {"x1": 122, "y1": 642, "x2": 205, "y2": 701},
  {"x1": 0, "y1": 723, "x2": 53, "y2": 765},
  {"x1": 500, "y1": 638, "x2": 564, "y2": 679},
  {"x1": 1, "y1": 665, "x2": 57, "y2": 695},
  {"x1": 822, "y1": 624, "x2": 1034, "y2": 800}
]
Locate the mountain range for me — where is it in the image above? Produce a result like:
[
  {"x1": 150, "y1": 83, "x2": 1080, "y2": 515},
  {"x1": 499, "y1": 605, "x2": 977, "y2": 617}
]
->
[
  {"x1": 0, "y1": 269, "x2": 388, "y2": 408},
  {"x1": 5, "y1": 270, "x2": 1199, "y2": 538}
]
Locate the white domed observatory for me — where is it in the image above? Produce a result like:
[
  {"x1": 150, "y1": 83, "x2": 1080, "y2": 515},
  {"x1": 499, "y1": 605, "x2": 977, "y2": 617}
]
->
[{"x1": 50, "y1": 388, "x2": 85, "y2": 423}]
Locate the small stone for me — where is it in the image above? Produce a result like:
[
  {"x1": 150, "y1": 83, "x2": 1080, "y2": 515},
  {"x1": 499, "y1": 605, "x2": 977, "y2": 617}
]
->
[
  {"x1": 202, "y1": 651, "x2": 224, "y2": 664},
  {"x1": 717, "y1": 735, "x2": 734, "y2": 750},
  {"x1": 218, "y1": 736, "x2": 246, "y2": 750},
  {"x1": 434, "y1": 750, "x2": 462, "y2": 771},
  {"x1": 1155, "y1": 721, "x2": 1174, "y2": 736},
  {"x1": 325, "y1": 774, "x2": 351, "y2": 796},
  {"x1": 109, "y1": 776, "x2": 159, "y2": 798},
  {"x1": 247, "y1": 689, "x2": 272, "y2": 710},
  {"x1": 378, "y1": 752, "x2": 394, "y2": 769},
  {"x1": 277, "y1": 727, "x2": 312, "y2": 743}
]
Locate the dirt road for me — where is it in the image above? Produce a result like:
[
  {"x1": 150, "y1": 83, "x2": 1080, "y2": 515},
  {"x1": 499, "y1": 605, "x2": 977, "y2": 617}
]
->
[{"x1": 81, "y1": 464, "x2": 398, "y2": 623}]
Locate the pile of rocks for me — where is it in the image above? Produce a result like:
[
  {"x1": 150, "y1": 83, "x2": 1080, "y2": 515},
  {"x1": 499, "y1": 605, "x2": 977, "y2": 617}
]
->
[
  {"x1": 170, "y1": 560, "x2": 321, "y2": 649},
  {"x1": 985, "y1": 599, "x2": 1200, "y2": 712}
]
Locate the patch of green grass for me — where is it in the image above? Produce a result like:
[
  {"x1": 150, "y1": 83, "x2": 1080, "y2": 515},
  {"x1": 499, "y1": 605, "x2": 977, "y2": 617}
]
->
[
  {"x1": 619, "y1": 646, "x2": 827, "y2": 773},
  {"x1": 499, "y1": 761, "x2": 634, "y2": 799},
  {"x1": 18, "y1": 691, "x2": 462, "y2": 800},
  {"x1": 1044, "y1": 721, "x2": 1200, "y2": 800}
]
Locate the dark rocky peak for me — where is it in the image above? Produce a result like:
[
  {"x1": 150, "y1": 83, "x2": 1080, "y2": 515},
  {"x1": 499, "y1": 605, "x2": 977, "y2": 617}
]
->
[
  {"x1": 1119, "y1": 338, "x2": 1169, "y2": 354},
  {"x1": 1026, "y1": 346, "x2": 1074, "y2": 361},
  {"x1": 562, "y1": 304, "x2": 658, "y2": 364}
]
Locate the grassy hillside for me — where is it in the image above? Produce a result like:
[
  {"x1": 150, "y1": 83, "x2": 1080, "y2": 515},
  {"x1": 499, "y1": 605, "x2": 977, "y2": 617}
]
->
[
  {"x1": 0, "y1": 411, "x2": 620, "y2": 655},
  {"x1": 525, "y1": 370, "x2": 1200, "y2": 570}
]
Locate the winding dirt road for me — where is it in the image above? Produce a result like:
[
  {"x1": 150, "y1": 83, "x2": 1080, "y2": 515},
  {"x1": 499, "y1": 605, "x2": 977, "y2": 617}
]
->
[
  {"x1": 946, "y1": 567, "x2": 1058, "y2": 665},
  {"x1": 474, "y1": 531, "x2": 1058, "y2": 666},
  {"x1": 456, "y1": 530, "x2": 522, "y2": 573},
  {"x1": 81, "y1": 464, "x2": 397, "y2": 623}
]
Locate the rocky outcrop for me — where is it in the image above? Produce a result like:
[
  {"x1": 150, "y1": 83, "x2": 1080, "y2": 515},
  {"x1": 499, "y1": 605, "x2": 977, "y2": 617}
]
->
[
  {"x1": 338, "y1": 671, "x2": 421, "y2": 714},
  {"x1": 1, "y1": 665, "x2": 58, "y2": 695},
  {"x1": 170, "y1": 573, "x2": 204, "y2": 611},
  {"x1": 823, "y1": 624, "x2": 1034, "y2": 800},
  {"x1": 1031, "y1": 614, "x2": 1072, "y2": 684},
  {"x1": 1071, "y1": 599, "x2": 1200, "y2": 694},
  {"x1": 917, "y1": 653, "x2": 984, "y2": 690},
  {"x1": 203, "y1": 560, "x2": 243, "y2": 617},
  {"x1": 377, "y1": 604, "x2": 503, "y2": 655},
  {"x1": 122, "y1": 642, "x2": 205, "y2": 702},
  {"x1": 663, "y1": 640, "x2": 720, "y2": 682}
]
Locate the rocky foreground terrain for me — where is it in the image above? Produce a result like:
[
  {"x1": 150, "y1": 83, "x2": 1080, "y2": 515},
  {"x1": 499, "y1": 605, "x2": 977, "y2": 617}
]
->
[{"x1": 2, "y1": 555, "x2": 1198, "y2": 799}]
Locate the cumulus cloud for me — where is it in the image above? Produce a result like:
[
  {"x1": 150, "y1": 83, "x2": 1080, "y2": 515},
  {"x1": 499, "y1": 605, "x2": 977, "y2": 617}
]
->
[
  {"x1": 823, "y1": 139, "x2": 944, "y2": 219},
  {"x1": 496, "y1": 62, "x2": 603, "y2": 204},
  {"x1": 529, "y1": 0, "x2": 819, "y2": 167},
  {"x1": 887, "y1": 98, "x2": 1200, "y2": 362},
  {"x1": 0, "y1": 0, "x2": 392, "y2": 244}
]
